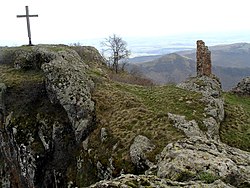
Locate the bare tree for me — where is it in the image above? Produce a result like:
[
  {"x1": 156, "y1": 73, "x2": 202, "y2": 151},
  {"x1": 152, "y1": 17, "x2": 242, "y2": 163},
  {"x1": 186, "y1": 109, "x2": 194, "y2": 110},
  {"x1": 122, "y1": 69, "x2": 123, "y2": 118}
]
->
[{"x1": 101, "y1": 34, "x2": 130, "y2": 73}]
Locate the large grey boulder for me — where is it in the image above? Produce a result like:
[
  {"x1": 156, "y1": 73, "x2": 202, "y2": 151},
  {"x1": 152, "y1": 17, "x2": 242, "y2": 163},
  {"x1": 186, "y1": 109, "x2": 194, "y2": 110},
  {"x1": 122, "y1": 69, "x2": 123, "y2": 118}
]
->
[
  {"x1": 41, "y1": 48, "x2": 95, "y2": 143},
  {"x1": 177, "y1": 76, "x2": 222, "y2": 97},
  {"x1": 130, "y1": 135, "x2": 155, "y2": 171},
  {"x1": 156, "y1": 137, "x2": 250, "y2": 187},
  {"x1": 168, "y1": 113, "x2": 204, "y2": 138}
]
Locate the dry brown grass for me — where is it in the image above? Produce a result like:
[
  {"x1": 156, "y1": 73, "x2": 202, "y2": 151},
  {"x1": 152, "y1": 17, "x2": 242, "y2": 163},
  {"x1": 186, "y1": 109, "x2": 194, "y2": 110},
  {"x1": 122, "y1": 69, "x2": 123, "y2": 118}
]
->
[
  {"x1": 0, "y1": 65, "x2": 43, "y2": 87},
  {"x1": 88, "y1": 78, "x2": 206, "y2": 175}
]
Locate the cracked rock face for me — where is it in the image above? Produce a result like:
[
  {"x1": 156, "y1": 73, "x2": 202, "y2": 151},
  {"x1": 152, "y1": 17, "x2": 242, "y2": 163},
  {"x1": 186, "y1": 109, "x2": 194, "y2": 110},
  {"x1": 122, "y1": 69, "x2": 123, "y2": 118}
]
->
[
  {"x1": 0, "y1": 45, "x2": 98, "y2": 187},
  {"x1": 41, "y1": 48, "x2": 95, "y2": 143},
  {"x1": 177, "y1": 76, "x2": 224, "y2": 141}
]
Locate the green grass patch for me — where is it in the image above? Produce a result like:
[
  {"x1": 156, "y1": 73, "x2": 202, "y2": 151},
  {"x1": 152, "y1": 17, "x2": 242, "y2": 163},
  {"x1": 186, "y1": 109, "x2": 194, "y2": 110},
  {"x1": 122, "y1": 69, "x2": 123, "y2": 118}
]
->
[
  {"x1": 197, "y1": 171, "x2": 218, "y2": 183},
  {"x1": 220, "y1": 93, "x2": 250, "y2": 151},
  {"x1": 116, "y1": 83, "x2": 205, "y2": 123},
  {"x1": 0, "y1": 65, "x2": 44, "y2": 87},
  {"x1": 89, "y1": 80, "x2": 207, "y2": 175}
]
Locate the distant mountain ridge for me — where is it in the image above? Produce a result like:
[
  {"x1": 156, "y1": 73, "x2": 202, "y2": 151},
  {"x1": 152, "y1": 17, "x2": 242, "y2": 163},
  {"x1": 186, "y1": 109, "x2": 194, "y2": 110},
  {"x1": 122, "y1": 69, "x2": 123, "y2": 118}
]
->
[
  {"x1": 128, "y1": 43, "x2": 250, "y2": 90},
  {"x1": 128, "y1": 55, "x2": 161, "y2": 64},
  {"x1": 178, "y1": 42, "x2": 250, "y2": 68},
  {"x1": 132, "y1": 53, "x2": 195, "y2": 84}
]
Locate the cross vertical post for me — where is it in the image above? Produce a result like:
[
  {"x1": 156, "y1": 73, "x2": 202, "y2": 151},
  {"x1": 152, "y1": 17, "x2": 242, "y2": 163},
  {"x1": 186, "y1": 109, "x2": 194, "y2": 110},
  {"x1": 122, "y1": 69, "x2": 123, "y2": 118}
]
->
[
  {"x1": 17, "y1": 6, "x2": 38, "y2": 46},
  {"x1": 25, "y1": 6, "x2": 32, "y2": 45}
]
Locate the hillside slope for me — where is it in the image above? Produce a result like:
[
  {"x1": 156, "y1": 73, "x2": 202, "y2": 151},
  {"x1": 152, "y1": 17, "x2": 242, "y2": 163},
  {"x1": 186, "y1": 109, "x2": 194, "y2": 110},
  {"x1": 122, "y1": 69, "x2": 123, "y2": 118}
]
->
[
  {"x1": 128, "y1": 53, "x2": 195, "y2": 84},
  {"x1": 0, "y1": 45, "x2": 250, "y2": 187}
]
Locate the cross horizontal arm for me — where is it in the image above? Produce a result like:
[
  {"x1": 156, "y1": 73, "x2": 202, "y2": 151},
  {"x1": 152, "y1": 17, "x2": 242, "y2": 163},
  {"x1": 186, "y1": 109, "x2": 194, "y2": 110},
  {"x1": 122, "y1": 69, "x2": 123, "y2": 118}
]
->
[{"x1": 17, "y1": 15, "x2": 38, "y2": 18}]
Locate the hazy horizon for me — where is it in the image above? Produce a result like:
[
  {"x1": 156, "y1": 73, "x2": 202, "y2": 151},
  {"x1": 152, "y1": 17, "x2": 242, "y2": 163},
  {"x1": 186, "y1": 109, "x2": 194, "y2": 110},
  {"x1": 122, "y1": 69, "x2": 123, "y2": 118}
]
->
[
  {"x1": 1, "y1": 31, "x2": 250, "y2": 58},
  {"x1": 1, "y1": 0, "x2": 250, "y2": 47}
]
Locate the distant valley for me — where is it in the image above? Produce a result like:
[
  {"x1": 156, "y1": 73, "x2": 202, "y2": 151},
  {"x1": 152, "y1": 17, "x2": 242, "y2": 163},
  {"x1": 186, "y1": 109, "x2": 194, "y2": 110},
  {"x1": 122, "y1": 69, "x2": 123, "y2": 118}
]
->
[
  {"x1": 128, "y1": 43, "x2": 250, "y2": 90},
  {"x1": 178, "y1": 42, "x2": 250, "y2": 68}
]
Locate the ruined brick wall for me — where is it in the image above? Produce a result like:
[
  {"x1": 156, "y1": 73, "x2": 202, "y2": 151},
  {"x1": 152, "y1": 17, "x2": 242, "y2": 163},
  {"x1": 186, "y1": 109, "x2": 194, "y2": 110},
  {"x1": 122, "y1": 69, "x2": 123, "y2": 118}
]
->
[{"x1": 196, "y1": 40, "x2": 212, "y2": 76}]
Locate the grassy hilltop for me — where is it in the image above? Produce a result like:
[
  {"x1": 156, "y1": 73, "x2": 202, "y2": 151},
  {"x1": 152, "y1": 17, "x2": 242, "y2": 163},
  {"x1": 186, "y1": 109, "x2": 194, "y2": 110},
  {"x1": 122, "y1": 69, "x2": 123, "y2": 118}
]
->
[
  {"x1": 0, "y1": 45, "x2": 250, "y2": 155},
  {"x1": 0, "y1": 45, "x2": 250, "y2": 187}
]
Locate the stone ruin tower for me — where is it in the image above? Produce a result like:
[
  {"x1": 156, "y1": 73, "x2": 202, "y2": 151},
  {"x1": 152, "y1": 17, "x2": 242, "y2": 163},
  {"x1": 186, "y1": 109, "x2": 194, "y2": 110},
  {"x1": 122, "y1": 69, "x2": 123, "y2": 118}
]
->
[{"x1": 196, "y1": 40, "x2": 212, "y2": 76}]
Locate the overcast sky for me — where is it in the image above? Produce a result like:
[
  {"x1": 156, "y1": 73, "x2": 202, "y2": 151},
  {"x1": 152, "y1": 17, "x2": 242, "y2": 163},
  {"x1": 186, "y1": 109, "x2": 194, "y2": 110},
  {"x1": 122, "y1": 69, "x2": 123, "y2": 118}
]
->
[{"x1": 0, "y1": 0, "x2": 250, "y2": 46}]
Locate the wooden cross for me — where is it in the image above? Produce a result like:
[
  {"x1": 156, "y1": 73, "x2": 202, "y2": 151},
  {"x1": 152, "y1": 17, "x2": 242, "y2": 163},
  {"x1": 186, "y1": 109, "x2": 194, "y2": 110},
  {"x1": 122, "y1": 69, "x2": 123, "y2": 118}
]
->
[{"x1": 17, "y1": 6, "x2": 38, "y2": 46}]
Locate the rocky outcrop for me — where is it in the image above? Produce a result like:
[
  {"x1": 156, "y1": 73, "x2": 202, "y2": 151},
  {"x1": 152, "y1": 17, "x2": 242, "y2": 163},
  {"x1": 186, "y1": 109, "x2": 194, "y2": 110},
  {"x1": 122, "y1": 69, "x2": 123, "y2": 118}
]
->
[
  {"x1": 178, "y1": 76, "x2": 222, "y2": 97},
  {"x1": 41, "y1": 48, "x2": 95, "y2": 143},
  {"x1": 0, "y1": 45, "x2": 100, "y2": 187},
  {"x1": 1, "y1": 46, "x2": 96, "y2": 144},
  {"x1": 161, "y1": 75, "x2": 250, "y2": 187},
  {"x1": 177, "y1": 76, "x2": 224, "y2": 141},
  {"x1": 0, "y1": 46, "x2": 56, "y2": 69},
  {"x1": 156, "y1": 137, "x2": 250, "y2": 187},
  {"x1": 232, "y1": 76, "x2": 250, "y2": 96},
  {"x1": 87, "y1": 70, "x2": 250, "y2": 187},
  {"x1": 130, "y1": 135, "x2": 155, "y2": 171},
  {"x1": 196, "y1": 40, "x2": 212, "y2": 77}
]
